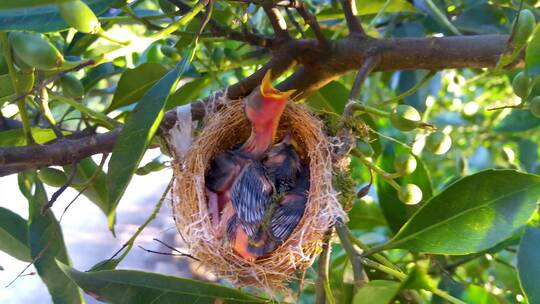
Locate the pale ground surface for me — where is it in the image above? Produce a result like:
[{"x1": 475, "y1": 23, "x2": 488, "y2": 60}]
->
[{"x1": 0, "y1": 151, "x2": 192, "y2": 304}]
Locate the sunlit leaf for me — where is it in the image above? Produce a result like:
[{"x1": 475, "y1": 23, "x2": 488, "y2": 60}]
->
[
  {"x1": 517, "y1": 227, "x2": 540, "y2": 304},
  {"x1": 0, "y1": 207, "x2": 31, "y2": 262},
  {"x1": 58, "y1": 263, "x2": 268, "y2": 303},
  {"x1": 383, "y1": 170, "x2": 540, "y2": 254}
]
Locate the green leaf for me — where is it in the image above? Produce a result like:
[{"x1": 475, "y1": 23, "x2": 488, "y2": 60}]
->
[
  {"x1": 0, "y1": 0, "x2": 109, "y2": 33},
  {"x1": 306, "y1": 81, "x2": 348, "y2": 114},
  {"x1": 57, "y1": 263, "x2": 268, "y2": 303},
  {"x1": 518, "y1": 139, "x2": 538, "y2": 173},
  {"x1": 81, "y1": 62, "x2": 124, "y2": 91},
  {"x1": 0, "y1": 128, "x2": 68, "y2": 146},
  {"x1": 376, "y1": 144, "x2": 433, "y2": 233},
  {"x1": 108, "y1": 63, "x2": 168, "y2": 112},
  {"x1": 494, "y1": 110, "x2": 540, "y2": 132},
  {"x1": 462, "y1": 285, "x2": 499, "y2": 304},
  {"x1": 165, "y1": 76, "x2": 211, "y2": 111},
  {"x1": 107, "y1": 55, "x2": 193, "y2": 229},
  {"x1": 352, "y1": 280, "x2": 401, "y2": 304},
  {"x1": 64, "y1": 157, "x2": 111, "y2": 227},
  {"x1": 0, "y1": 0, "x2": 73, "y2": 9},
  {"x1": 21, "y1": 172, "x2": 83, "y2": 303},
  {"x1": 525, "y1": 24, "x2": 540, "y2": 79},
  {"x1": 0, "y1": 207, "x2": 31, "y2": 262},
  {"x1": 347, "y1": 199, "x2": 387, "y2": 230},
  {"x1": 517, "y1": 227, "x2": 540, "y2": 304},
  {"x1": 383, "y1": 170, "x2": 540, "y2": 254},
  {"x1": 356, "y1": 0, "x2": 416, "y2": 16},
  {"x1": 0, "y1": 74, "x2": 14, "y2": 98}
]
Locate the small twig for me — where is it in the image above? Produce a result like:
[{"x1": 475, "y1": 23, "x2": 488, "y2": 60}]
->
[
  {"x1": 285, "y1": 8, "x2": 306, "y2": 38},
  {"x1": 487, "y1": 104, "x2": 523, "y2": 111},
  {"x1": 59, "y1": 153, "x2": 109, "y2": 222},
  {"x1": 315, "y1": 229, "x2": 334, "y2": 304},
  {"x1": 349, "y1": 56, "x2": 381, "y2": 101},
  {"x1": 263, "y1": 5, "x2": 290, "y2": 39},
  {"x1": 41, "y1": 161, "x2": 78, "y2": 215},
  {"x1": 137, "y1": 245, "x2": 199, "y2": 260},
  {"x1": 382, "y1": 70, "x2": 437, "y2": 105},
  {"x1": 99, "y1": 178, "x2": 173, "y2": 269},
  {"x1": 296, "y1": 2, "x2": 329, "y2": 49},
  {"x1": 5, "y1": 244, "x2": 49, "y2": 288},
  {"x1": 340, "y1": 0, "x2": 365, "y2": 35},
  {"x1": 151, "y1": 238, "x2": 200, "y2": 261}
]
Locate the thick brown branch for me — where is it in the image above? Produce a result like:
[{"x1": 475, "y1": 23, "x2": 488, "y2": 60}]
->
[{"x1": 0, "y1": 34, "x2": 513, "y2": 175}]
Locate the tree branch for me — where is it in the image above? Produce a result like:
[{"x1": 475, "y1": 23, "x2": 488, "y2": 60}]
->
[
  {"x1": 340, "y1": 0, "x2": 364, "y2": 35},
  {"x1": 263, "y1": 5, "x2": 290, "y2": 40},
  {"x1": 296, "y1": 2, "x2": 329, "y2": 49},
  {"x1": 0, "y1": 34, "x2": 514, "y2": 175}
]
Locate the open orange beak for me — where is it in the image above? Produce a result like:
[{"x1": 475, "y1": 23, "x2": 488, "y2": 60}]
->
[{"x1": 260, "y1": 69, "x2": 296, "y2": 99}]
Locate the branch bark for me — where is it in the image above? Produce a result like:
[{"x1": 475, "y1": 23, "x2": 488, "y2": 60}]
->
[{"x1": 0, "y1": 34, "x2": 513, "y2": 175}]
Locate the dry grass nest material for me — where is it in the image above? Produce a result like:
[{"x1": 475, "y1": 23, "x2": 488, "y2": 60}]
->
[{"x1": 171, "y1": 98, "x2": 345, "y2": 291}]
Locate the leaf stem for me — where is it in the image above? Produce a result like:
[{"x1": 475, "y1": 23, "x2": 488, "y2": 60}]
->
[
  {"x1": 362, "y1": 258, "x2": 467, "y2": 304},
  {"x1": 381, "y1": 70, "x2": 437, "y2": 105},
  {"x1": 353, "y1": 154, "x2": 401, "y2": 191},
  {"x1": 49, "y1": 92, "x2": 118, "y2": 130}
]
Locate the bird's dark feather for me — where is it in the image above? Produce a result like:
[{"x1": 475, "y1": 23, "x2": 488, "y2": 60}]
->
[{"x1": 230, "y1": 161, "x2": 272, "y2": 238}]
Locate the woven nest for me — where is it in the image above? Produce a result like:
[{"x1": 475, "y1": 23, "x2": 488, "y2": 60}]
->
[{"x1": 170, "y1": 97, "x2": 344, "y2": 291}]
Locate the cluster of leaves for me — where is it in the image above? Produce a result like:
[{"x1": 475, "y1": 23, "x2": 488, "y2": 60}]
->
[{"x1": 0, "y1": 0, "x2": 540, "y2": 304}]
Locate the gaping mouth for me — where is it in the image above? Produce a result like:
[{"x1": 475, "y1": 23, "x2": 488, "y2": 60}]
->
[{"x1": 260, "y1": 69, "x2": 296, "y2": 99}]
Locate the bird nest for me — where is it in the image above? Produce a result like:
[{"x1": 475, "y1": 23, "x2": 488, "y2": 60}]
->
[{"x1": 168, "y1": 97, "x2": 344, "y2": 291}]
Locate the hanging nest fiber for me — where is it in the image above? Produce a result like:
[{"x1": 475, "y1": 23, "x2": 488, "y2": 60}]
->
[{"x1": 169, "y1": 96, "x2": 345, "y2": 291}]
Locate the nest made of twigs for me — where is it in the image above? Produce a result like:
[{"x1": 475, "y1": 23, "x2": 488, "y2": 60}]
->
[{"x1": 170, "y1": 97, "x2": 344, "y2": 291}]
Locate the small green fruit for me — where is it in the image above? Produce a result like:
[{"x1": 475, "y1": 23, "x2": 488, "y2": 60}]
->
[
  {"x1": 530, "y1": 96, "x2": 540, "y2": 117},
  {"x1": 355, "y1": 140, "x2": 374, "y2": 157},
  {"x1": 390, "y1": 105, "x2": 421, "y2": 131},
  {"x1": 394, "y1": 154, "x2": 417, "y2": 175},
  {"x1": 512, "y1": 71, "x2": 532, "y2": 99},
  {"x1": 513, "y1": 9, "x2": 536, "y2": 48},
  {"x1": 58, "y1": 0, "x2": 101, "y2": 34},
  {"x1": 38, "y1": 168, "x2": 68, "y2": 187},
  {"x1": 60, "y1": 74, "x2": 85, "y2": 100},
  {"x1": 9, "y1": 32, "x2": 64, "y2": 71},
  {"x1": 398, "y1": 184, "x2": 423, "y2": 205},
  {"x1": 426, "y1": 131, "x2": 452, "y2": 155},
  {"x1": 136, "y1": 160, "x2": 167, "y2": 175}
]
